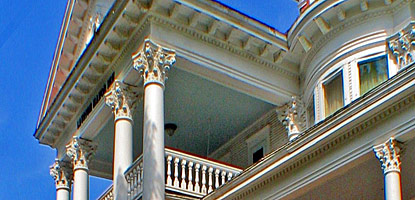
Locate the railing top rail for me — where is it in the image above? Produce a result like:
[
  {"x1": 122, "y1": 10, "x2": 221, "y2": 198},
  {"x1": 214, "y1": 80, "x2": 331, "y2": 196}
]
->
[
  {"x1": 124, "y1": 154, "x2": 143, "y2": 176},
  {"x1": 96, "y1": 184, "x2": 113, "y2": 200},
  {"x1": 165, "y1": 147, "x2": 243, "y2": 173}
]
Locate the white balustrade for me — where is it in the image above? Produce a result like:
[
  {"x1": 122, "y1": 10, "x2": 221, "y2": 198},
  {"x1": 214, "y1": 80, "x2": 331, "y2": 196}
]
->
[
  {"x1": 164, "y1": 147, "x2": 242, "y2": 198},
  {"x1": 97, "y1": 185, "x2": 113, "y2": 200},
  {"x1": 102, "y1": 148, "x2": 242, "y2": 200},
  {"x1": 124, "y1": 155, "x2": 143, "y2": 200}
]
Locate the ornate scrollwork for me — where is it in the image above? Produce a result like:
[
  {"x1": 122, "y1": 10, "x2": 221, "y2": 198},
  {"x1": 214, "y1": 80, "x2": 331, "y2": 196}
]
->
[
  {"x1": 50, "y1": 160, "x2": 73, "y2": 190},
  {"x1": 374, "y1": 137, "x2": 401, "y2": 174},
  {"x1": 105, "y1": 80, "x2": 141, "y2": 120},
  {"x1": 388, "y1": 25, "x2": 415, "y2": 69},
  {"x1": 66, "y1": 137, "x2": 97, "y2": 170},
  {"x1": 277, "y1": 96, "x2": 306, "y2": 141},
  {"x1": 132, "y1": 39, "x2": 176, "y2": 87}
]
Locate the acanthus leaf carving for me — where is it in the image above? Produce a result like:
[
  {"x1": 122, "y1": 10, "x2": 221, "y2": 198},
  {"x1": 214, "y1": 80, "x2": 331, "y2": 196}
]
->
[
  {"x1": 276, "y1": 96, "x2": 306, "y2": 142},
  {"x1": 132, "y1": 39, "x2": 176, "y2": 87},
  {"x1": 374, "y1": 137, "x2": 402, "y2": 174},
  {"x1": 105, "y1": 80, "x2": 142, "y2": 120},
  {"x1": 66, "y1": 137, "x2": 97, "y2": 170},
  {"x1": 50, "y1": 159, "x2": 73, "y2": 190},
  {"x1": 388, "y1": 25, "x2": 415, "y2": 69}
]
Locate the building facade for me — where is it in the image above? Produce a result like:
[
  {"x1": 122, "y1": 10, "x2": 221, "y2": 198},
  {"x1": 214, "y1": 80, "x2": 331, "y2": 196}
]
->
[{"x1": 35, "y1": 0, "x2": 415, "y2": 199}]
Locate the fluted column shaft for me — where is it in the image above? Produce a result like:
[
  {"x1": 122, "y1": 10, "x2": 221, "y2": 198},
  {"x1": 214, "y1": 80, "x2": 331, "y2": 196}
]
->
[
  {"x1": 374, "y1": 137, "x2": 402, "y2": 200},
  {"x1": 105, "y1": 80, "x2": 140, "y2": 200},
  {"x1": 50, "y1": 160, "x2": 72, "y2": 200},
  {"x1": 66, "y1": 137, "x2": 96, "y2": 200},
  {"x1": 133, "y1": 39, "x2": 176, "y2": 200}
]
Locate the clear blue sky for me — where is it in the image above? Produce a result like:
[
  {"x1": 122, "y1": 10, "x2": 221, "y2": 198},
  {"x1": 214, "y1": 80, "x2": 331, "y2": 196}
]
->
[{"x1": 0, "y1": 0, "x2": 297, "y2": 199}]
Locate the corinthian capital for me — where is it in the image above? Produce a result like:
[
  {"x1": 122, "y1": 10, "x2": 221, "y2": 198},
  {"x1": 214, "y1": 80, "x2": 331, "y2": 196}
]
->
[
  {"x1": 132, "y1": 39, "x2": 176, "y2": 87},
  {"x1": 105, "y1": 80, "x2": 141, "y2": 120},
  {"x1": 388, "y1": 25, "x2": 415, "y2": 69},
  {"x1": 277, "y1": 96, "x2": 306, "y2": 142},
  {"x1": 66, "y1": 137, "x2": 97, "y2": 170},
  {"x1": 374, "y1": 138, "x2": 401, "y2": 174},
  {"x1": 50, "y1": 160, "x2": 73, "y2": 190}
]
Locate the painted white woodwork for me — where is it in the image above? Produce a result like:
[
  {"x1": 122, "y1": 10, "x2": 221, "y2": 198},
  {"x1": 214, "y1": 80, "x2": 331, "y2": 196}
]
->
[
  {"x1": 50, "y1": 160, "x2": 72, "y2": 200},
  {"x1": 105, "y1": 80, "x2": 140, "y2": 200},
  {"x1": 97, "y1": 185, "x2": 114, "y2": 200},
  {"x1": 120, "y1": 148, "x2": 242, "y2": 199},
  {"x1": 374, "y1": 138, "x2": 402, "y2": 200},
  {"x1": 66, "y1": 137, "x2": 96, "y2": 200},
  {"x1": 132, "y1": 39, "x2": 176, "y2": 200},
  {"x1": 125, "y1": 156, "x2": 143, "y2": 200}
]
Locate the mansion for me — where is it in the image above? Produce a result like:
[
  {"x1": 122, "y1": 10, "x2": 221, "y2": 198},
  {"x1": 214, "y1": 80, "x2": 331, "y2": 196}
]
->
[{"x1": 35, "y1": 0, "x2": 415, "y2": 199}]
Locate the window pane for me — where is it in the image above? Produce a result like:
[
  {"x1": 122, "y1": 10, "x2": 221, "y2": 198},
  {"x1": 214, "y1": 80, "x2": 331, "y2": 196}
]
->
[
  {"x1": 324, "y1": 72, "x2": 344, "y2": 117},
  {"x1": 359, "y1": 56, "x2": 388, "y2": 95},
  {"x1": 252, "y1": 148, "x2": 264, "y2": 163}
]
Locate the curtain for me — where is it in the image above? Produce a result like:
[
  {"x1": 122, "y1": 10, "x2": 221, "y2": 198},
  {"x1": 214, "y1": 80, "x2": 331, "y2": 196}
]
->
[
  {"x1": 324, "y1": 72, "x2": 344, "y2": 117},
  {"x1": 359, "y1": 56, "x2": 388, "y2": 95}
]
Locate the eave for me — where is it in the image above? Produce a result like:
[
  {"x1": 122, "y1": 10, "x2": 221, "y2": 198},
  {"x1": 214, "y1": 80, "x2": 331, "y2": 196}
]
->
[{"x1": 35, "y1": 0, "x2": 296, "y2": 148}]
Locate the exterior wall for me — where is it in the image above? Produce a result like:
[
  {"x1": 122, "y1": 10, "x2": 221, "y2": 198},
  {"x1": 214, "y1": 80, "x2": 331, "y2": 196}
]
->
[{"x1": 210, "y1": 109, "x2": 287, "y2": 168}]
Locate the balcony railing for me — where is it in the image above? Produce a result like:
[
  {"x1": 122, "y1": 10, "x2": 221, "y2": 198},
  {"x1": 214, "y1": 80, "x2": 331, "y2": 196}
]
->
[
  {"x1": 98, "y1": 185, "x2": 113, "y2": 200},
  {"x1": 123, "y1": 147, "x2": 242, "y2": 199}
]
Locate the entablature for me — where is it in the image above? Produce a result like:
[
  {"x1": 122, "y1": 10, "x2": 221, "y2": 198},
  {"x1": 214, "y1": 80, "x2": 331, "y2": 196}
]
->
[{"x1": 35, "y1": 0, "x2": 300, "y2": 149}]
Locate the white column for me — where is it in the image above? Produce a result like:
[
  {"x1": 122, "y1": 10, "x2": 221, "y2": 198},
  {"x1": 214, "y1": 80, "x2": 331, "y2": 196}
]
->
[
  {"x1": 374, "y1": 137, "x2": 402, "y2": 200},
  {"x1": 105, "y1": 80, "x2": 140, "y2": 200},
  {"x1": 132, "y1": 39, "x2": 176, "y2": 200},
  {"x1": 66, "y1": 137, "x2": 97, "y2": 200},
  {"x1": 50, "y1": 160, "x2": 72, "y2": 200}
]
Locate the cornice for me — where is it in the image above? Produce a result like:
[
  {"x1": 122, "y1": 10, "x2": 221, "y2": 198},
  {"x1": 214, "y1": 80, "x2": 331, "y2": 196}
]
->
[
  {"x1": 149, "y1": 14, "x2": 298, "y2": 79},
  {"x1": 205, "y1": 63, "x2": 415, "y2": 200},
  {"x1": 301, "y1": 0, "x2": 408, "y2": 73}
]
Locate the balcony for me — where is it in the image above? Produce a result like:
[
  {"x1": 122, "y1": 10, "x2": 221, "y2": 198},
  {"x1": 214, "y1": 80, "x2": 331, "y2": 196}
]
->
[{"x1": 98, "y1": 147, "x2": 243, "y2": 200}]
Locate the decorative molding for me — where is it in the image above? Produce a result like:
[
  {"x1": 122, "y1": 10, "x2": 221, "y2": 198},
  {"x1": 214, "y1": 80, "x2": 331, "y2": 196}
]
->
[
  {"x1": 150, "y1": 15, "x2": 298, "y2": 79},
  {"x1": 50, "y1": 160, "x2": 73, "y2": 190},
  {"x1": 66, "y1": 137, "x2": 97, "y2": 170},
  {"x1": 207, "y1": 64, "x2": 415, "y2": 200},
  {"x1": 302, "y1": 0, "x2": 408, "y2": 72},
  {"x1": 105, "y1": 80, "x2": 141, "y2": 120},
  {"x1": 277, "y1": 96, "x2": 306, "y2": 141},
  {"x1": 132, "y1": 38, "x2": 176, "y2": 87},
  {"x1": 230, "y1": 91, "x2": 415, "y2": 200},
  {"x1": 374, "y1": 137, "x2": 402, "y2": 174},
  {"x1": 388, "y1": 24, "x2": 415, "y2": 70}
]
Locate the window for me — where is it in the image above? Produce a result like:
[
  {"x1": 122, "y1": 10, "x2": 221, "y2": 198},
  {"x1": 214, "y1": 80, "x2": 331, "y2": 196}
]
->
[
  {"x1": 358, "y1": 56, "x2": 388, "y2": 95},
  {"x1": 323, "y1": 71, "x2": 344, "y2": 117},
  {"x1": 252, "y1": 148, "x2": 264, "y2": 163},
  {"x1": 246, "y1": 125, "x2": 270, "y2": 164}
]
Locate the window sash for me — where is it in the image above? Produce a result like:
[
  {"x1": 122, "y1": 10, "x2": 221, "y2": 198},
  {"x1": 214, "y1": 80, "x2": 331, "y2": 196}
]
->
[{"x1": 323, "y1": 72, "x2": 344, "y2": 117}]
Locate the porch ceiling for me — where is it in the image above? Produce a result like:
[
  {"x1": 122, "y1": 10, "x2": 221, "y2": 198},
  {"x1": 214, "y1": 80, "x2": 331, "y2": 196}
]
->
[{"x1": 90, "y1": 66, "x2": 275, "y2": 178}]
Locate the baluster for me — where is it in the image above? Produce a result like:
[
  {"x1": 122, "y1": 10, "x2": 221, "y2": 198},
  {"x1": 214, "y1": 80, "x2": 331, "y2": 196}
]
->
[
  {"x1": 208, "y1": 167, "x2": 214, "y2": 193},
  {"x1": 137, "y1": 165, "x2": 141, "y2": 193},
  {"x1": 181, "y1": 159, "x2": 187, "y2": 189},
  {"x1": 139, "y1": 161, "x2": 143, "y2": 193},
  {"x1": 166, "y1": 155, "x2": 173, "y2": 186},
  {"x1": 195, "y1": 163, "x2": 201, "y2": 193},
  {"x1": 227, "y1": 172, "x2": 233, "y2": 181},
  {"x1": 201, "y1": 165, "x2": 207, "y2": 194},
  {"x1": 133, "y1": 168, "x2": 138, "y2": 197},
  {"x1": 221, "y1": 171, "x2": 227, "y2": 186},
  {"x1": 129, "y1": 173, "x2": 134, "y2": 198},
  {"x1": 215, "y1": 169, "x2": 220, "y2": 189},
  {"x1": 174, "y1": 157, "x2": 180, "y2": 188},
  {"x1": 126, "y1": 174, "x2": 131, "y2": 199},
  {"x1": 188, "y1": 161, "x2": 194, "y2": 191}
]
